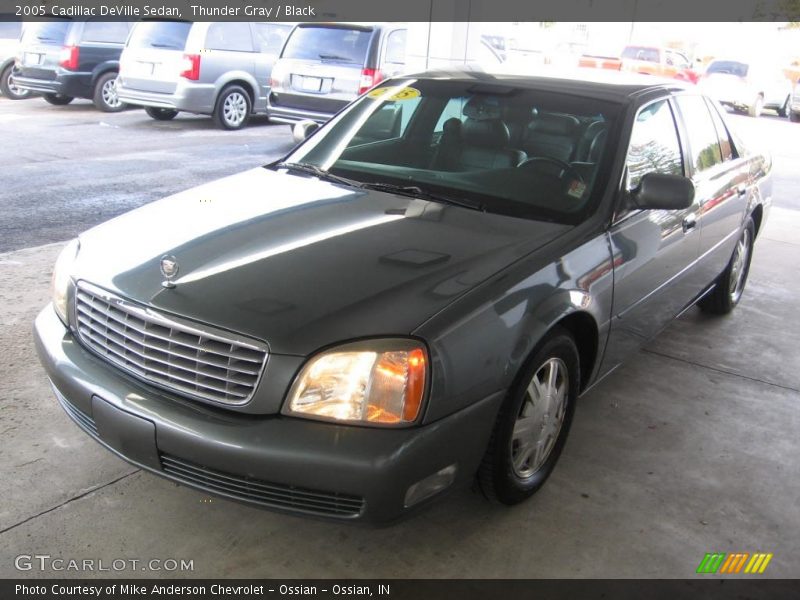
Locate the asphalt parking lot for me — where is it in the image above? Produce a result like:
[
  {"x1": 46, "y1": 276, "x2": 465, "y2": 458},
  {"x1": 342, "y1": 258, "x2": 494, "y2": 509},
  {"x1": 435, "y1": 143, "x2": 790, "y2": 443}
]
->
[{"x1": 0, "y1": 96, "x2": 798, "y2": 579}]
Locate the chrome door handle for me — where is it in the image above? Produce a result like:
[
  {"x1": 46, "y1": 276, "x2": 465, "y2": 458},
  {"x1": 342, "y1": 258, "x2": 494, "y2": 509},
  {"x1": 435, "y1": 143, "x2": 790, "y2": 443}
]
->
[{"x1": 682, "y1": 214, "x2": 697, "y2": 233}]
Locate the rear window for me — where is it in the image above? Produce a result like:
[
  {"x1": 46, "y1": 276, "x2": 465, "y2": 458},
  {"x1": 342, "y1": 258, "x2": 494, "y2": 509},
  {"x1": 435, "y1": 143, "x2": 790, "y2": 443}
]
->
[
  {"x1": 707, "y1": 61, "x2": 749, "y2": 77},
  {"x1": 128, "y1": 21, "x2": 191, "y2": 51},
  {"x1": 281, "y1": 25, "x2": 372, "y2": 64},
  {"x1": 0, "y1": 21, "x2": 22, "y2": 40},
  {"x1": 81, "y1": 21, "x2": 130, "y2": 44},
  {"x1": 21, "y1": 21, "x2": 70, "y2": 45}
]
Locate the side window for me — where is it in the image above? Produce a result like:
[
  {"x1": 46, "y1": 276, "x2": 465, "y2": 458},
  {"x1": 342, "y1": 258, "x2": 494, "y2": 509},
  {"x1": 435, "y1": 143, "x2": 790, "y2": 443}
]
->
[
  {"x1": 626, "y1": 99, "x2": 684, "y2": 190},
  {"x1": 81, "y1": 22, "x2": 131, "y2": 44},
  {"x1": 637, "y1": 48, "x2": 659, "y2": 63},
  {"x1": 205, "y1": 23, "x2": 254, "y2": 52},
  {"x1": 253, "y1": 23, "x2": 290, "y2": 55},
  {"x1": 383, "y1": 30, "x2": 407, "y2": 65},
  {"x1": 705, "y1": 98, "x2": 735, "y2": 161},
  {"x1": 434, "y1": 97, "x2": 467, "y2": 133},
  {"x1": 674, "y1": 95, "x2": 723, "y2": 173}
]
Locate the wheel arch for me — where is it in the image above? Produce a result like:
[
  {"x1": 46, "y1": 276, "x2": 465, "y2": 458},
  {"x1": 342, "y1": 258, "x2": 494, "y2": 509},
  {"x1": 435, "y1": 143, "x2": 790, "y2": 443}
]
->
[
  {"x1": 551, "y1": 311, "x2": 600, "y2": 393},
  {"x1": 216, "y1": 77, "x2": 257, "y2": 108}
]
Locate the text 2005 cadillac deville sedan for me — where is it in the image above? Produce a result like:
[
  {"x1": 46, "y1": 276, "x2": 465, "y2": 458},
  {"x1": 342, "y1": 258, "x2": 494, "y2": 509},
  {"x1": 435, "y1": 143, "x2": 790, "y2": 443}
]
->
[{"x1": 35, "y1": 71, "x2": 771, "y2": 522}]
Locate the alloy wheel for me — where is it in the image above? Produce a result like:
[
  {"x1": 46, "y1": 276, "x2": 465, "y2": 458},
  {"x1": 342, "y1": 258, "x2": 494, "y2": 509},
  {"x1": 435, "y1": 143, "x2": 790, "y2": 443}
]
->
[
  {"x1": 223, "y1": 92, "x2": 248, "y2": 127},
  {"x1": 510, "y1": 357, "x2": 569, "y2": 479},
  {"x1": 102, "y1": 78, "x2": 122, "y2": 109},
  {"x1": 729, "y1": 227, "x2": 751, "y2": 303}
]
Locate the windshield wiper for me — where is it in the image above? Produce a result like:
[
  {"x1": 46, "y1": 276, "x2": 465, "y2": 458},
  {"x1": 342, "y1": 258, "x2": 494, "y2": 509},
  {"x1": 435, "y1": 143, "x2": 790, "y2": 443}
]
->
[
  {"x1": 361, "y1": 182, "x2": 485, "y2": 212},
  {"x1": 274, "y1": 162, "x2": 361, "y2": 189},
  {"x1": 318, "y1": 53, "x2": 352, "y2": 61}
]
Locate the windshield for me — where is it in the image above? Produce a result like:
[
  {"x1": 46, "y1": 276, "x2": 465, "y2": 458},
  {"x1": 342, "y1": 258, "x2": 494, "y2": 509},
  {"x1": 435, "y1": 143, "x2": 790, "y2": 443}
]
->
[
  {"x1": 281, "y1": 25, "x2": 372, "y2": 63},
  {"x1": 281, "y1": 78, "x2": 620, "y2": 224},
  {"x1": 128, "y1": 21, "x2": 191, "y2": 50},
  {"x1": 21, "y1": 21, "x2": 70, "y2": 45}
]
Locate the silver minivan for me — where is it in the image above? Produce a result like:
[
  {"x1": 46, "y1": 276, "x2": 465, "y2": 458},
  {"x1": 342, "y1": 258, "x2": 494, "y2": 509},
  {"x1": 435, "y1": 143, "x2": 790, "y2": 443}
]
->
[
  {"x1": 0, "y1": 20, "x2": 30, "y2": 100},
  {"x1": 117, "y1": 21, "x2": 292, "y2": 129},
  {"x1": 268, "y1": 23, "x2": 407, "y2": 124}
]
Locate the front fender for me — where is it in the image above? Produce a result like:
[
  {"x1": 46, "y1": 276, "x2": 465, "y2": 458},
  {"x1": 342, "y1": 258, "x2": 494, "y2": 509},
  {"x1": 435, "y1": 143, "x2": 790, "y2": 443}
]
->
[{"x1": 416, "y1": 230, "x2": 614, "y2": 423}]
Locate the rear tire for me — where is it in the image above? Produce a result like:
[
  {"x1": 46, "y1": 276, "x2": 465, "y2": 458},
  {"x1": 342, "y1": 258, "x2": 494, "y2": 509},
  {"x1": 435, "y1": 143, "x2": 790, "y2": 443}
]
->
[
  {"x1": 213, "y1": 85, "x2": 251, "y2": 130},
  {"x1": 478, "y1": 328, "x2": 579, "y2": 505},
  {"x1": 43, "y1": 93, "x2": 73, "y2": 106},
  {"x1": 93, "y1": 72, "x2": 125, "y2": 112},
  {"x1": 0, "y1": 63, "x2": 30, "y2": 100},
  {"x1": 747, "y1": 96, "x2": 763, "y2": 118},
  {"x1": 145, "y1": 106, "x2": 179, "y2": 121},
  {"x1": 699, "y1": 217, "x2": 755, "y2": 315}
]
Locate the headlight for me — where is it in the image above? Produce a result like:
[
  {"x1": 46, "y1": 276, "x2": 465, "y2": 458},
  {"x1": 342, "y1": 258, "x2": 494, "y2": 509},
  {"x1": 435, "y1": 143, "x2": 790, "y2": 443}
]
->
[
  {"x1": 51, "y1": 239, "x2": 80, "y2": 325},
  {"x1": 284, "y1": 339, "x2": 428, "y2": 426}
]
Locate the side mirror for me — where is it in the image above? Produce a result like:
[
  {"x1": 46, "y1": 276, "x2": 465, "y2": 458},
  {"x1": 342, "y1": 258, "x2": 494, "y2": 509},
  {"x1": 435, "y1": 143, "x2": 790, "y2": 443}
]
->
[
  {"x1": 292, "y1": 120, "x2": 320, "y2": 144},
  {"x1": 631, "y1": 173, "x2": 695, "y2": 211}
]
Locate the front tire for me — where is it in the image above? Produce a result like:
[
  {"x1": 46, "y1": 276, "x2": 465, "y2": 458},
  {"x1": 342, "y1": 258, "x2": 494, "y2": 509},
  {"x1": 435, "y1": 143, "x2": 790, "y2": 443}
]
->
[
  {"x1": 145, "y1": 106, "x2": 179, "y2": 121},
  {"x1": 213, "y1": 85, "x2": 251, "y2": 130},
  {"x1": 0, "y1": 64, "x2": 30, "y2": 100},
  {"x1": 699, "y1": 217, "x2": 755, "y2": 315},
  {"x1": 93, "y1": 72, "x2": 125, "y2": 112},
  {"x1": 777, "y1": 95, "x2": 790, "y2": 118},
  {"x1": 479, "y1": 328, "x2": 579, "y2": 505},
  {"x1": 43, "y1": 93, "x2": 73, "y2": 106}
]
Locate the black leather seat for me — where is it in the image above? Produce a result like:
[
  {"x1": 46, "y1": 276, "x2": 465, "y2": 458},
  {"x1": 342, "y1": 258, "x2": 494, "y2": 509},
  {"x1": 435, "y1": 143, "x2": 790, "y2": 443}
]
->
[
  {"x1": 522, "y1": 112, "x2": 580, "y2": 162},
  {"x1": 575, "y1": 120, "x2": 608, "y2": 163},
  {"x1": 431, "y1": 97, "x2": 525, "y2": 171}
]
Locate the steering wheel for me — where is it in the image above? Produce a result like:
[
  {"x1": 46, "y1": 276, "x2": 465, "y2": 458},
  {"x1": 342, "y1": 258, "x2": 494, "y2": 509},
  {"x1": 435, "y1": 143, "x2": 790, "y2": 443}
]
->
[{"x1": 518, "y1": 156, "x2": 585, "y2": 183}]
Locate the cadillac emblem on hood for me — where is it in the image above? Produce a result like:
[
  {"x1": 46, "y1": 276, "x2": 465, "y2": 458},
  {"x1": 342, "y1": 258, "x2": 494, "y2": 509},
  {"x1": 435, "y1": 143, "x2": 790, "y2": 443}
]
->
[{"x1": 160, "y1": 254, "x2": 179, "y2": 288}]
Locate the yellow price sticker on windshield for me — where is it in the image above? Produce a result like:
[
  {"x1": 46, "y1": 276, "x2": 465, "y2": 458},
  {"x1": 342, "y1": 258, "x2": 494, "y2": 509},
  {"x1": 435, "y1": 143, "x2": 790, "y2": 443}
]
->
[{"x1": 367, "y1": 86, "x2": 421, "y2": 101}]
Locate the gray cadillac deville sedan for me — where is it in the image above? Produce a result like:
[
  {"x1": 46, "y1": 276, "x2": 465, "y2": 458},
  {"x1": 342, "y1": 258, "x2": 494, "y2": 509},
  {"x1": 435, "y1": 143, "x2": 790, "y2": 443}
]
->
[{"x1": 34, "y1": 70, "x2": 771, "y2": 522}]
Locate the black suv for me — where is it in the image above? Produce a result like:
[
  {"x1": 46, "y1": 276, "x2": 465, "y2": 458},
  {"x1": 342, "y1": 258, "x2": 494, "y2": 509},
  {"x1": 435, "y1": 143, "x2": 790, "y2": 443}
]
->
[{"x1": 12, "y1": 20, "x2": 132, "y2": 112}]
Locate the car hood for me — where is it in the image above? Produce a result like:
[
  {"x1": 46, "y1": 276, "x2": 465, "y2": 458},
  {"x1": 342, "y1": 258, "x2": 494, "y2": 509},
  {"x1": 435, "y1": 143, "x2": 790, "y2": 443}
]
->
[{"x1": 74, "y1": 167, "x2": 571, "y2": 356}]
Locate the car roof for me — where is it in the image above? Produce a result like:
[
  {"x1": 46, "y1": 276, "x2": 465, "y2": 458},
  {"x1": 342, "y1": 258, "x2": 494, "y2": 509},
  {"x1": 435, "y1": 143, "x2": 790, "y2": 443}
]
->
[{"x1": 397, "y1": 68, "x2": 689, "y2": 104}]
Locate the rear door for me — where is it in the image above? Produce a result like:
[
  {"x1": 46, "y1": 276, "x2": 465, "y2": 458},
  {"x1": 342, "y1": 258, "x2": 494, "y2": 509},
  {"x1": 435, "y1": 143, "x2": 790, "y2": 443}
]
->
[
  {"x1": 272, "y1": 24, "x2": 375, "y2": 113},
  {"x1": 16, "y1": 20, "x2": 71, "y2": 80},
  {"x1": 119, "y1": 21, "x2": 193, "y2": 94},
  {"x1": 673, "y1": 94, "x2": 749, "y2": 286},
  {"x1": 602, "y1": 97, "x2": 702, "y2": 368}
]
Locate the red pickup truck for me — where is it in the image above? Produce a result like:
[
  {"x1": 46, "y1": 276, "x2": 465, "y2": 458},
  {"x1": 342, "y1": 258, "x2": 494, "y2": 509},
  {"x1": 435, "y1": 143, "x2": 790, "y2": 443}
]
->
[{"x1": 579, "y1": 45, "x2": 699, "y2": 84}]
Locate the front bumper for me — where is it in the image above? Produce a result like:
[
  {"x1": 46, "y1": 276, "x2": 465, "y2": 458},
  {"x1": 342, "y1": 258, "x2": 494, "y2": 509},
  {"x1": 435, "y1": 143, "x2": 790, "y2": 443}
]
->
[
  {"x1": 116, "y1": 81, "x2": 216, "y2": 114},
  {"x1": 34, "y1": 306, "x2": 501, "y2": 523}
]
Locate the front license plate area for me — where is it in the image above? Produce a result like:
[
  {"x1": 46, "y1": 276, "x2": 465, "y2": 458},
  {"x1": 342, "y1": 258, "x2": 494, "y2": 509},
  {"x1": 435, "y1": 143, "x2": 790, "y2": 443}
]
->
[{"x1": 92, "y1": 396, "x2": 161, "y2": 470}]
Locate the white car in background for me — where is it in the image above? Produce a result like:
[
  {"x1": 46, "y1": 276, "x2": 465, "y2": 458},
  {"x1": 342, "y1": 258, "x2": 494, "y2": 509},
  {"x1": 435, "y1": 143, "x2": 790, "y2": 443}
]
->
[{"x1": 698, "y1": 58, "x2": 792, "y2": 118}]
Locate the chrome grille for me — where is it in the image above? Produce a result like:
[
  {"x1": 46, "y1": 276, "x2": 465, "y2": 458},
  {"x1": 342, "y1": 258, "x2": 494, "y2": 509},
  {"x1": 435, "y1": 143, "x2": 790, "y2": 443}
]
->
[
  {"x1": 160, "y1": 453, "x2": 365, "y2": 518},
  {"x1": 74, "y1": 282, "x2": 268, "y2": 405}
]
